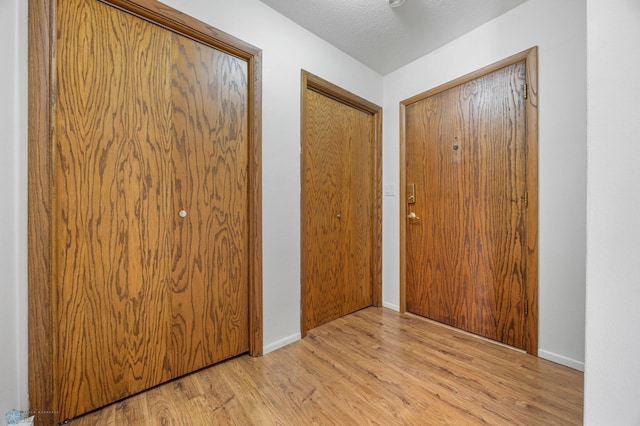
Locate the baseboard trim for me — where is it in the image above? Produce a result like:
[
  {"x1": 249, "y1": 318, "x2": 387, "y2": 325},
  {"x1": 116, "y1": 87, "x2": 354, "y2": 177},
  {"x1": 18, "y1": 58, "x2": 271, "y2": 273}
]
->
[
  {"x1": 538, "y1": 349, "x2": 585, "y2": 372},
  {"x1": 263, "y1": 332, "x2": 301, "y2": 355},
  {"x1": 382, "y1": 302, "x2": 400, "y2": 311}
]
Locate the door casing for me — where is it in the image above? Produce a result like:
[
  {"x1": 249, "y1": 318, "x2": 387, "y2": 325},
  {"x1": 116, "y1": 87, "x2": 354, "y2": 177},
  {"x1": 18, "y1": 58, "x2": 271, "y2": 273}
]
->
[
  {"x1": 300, "y1": 70, "x2": 382, "y2": 337},
  {"x1": 399, "y1": 47, "x2": 539, "y2": 355},
  {"x1": 28, "y1": 0, "x2": 263, "y2": 423}
]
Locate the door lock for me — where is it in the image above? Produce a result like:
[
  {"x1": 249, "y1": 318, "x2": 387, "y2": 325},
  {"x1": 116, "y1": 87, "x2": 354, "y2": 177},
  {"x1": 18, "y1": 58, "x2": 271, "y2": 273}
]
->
[{"x1": 407, "y1": 183, "x2": 416, "y2": 204}]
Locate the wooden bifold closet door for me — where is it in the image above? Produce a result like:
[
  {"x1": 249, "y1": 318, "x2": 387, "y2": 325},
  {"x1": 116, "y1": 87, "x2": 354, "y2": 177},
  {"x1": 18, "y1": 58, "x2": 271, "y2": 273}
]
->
[
  {"x1": 28, "y1": 0, "x2": 262, "y2": 423},
  {"x1": 300, "y1": 71, "x2": 382, "y2": 335}
]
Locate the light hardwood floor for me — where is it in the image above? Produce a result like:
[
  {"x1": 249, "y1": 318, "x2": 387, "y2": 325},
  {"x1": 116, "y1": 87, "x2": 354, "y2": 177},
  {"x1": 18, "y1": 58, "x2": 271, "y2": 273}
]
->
[{"x1": 71, "y1": 308, "x2": 583, "y2": 425}]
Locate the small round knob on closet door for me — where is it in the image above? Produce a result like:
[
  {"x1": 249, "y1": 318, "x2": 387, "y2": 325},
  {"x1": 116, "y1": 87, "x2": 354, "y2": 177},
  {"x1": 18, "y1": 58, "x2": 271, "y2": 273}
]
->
[{"x1": 179, "y1": 210, "x2": 187, "y2": 218}]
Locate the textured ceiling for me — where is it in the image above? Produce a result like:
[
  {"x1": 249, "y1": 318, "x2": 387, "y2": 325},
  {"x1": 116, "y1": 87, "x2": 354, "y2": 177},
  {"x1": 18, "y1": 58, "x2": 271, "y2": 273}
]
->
[{"x1": 258, "y1": 0, "x2": 527, "y2": 75}]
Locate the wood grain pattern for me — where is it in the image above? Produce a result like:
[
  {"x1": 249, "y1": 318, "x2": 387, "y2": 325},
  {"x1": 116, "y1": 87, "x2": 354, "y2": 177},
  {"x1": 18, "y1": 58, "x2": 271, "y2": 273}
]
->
[
  {"x1": 400, "y1": 48, "x2": 538, "y2": 355},
  {"x1": 30, "y1": 0, "x2": 263, "y2": 423},
  {"x1": 55, "y1": 0, "x2": 174, "y2": 419},
  {"x1": 524, "y1": 48, "x2": 539, "y2": 355},
  {"x1": 301, "y1": 79, "x2": 378, "y2": 333},
  {"x1": 35, "y1": 0, "x2": 257, "y2": 422},
  {"x1": 248, "y1": 49, "x2": 263, "y2": 359},
  {"x1": 107, "y1": 0, "x2": 265, "y2": 359},
  {"x1": 27, "y1": 1, "x2": 56, "y2": 425},
  {"x1": 302, "y1": 89, "x2": 345, "y2": 327},
  {"x1": 405, "y1": 61, "x2": 528, "y2": 349},
  {"x1": 169, "y1": 32, "x2": 250, "y2": 377},
  {"x1": 70, "y1": 307, "x2": 583, "y2": 425},
  {"x1": 105, "y1": 0, "x2": 261, "y2": 62}
]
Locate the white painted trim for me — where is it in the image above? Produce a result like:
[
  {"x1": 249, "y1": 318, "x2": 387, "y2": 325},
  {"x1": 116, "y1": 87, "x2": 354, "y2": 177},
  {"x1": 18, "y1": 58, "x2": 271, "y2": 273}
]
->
[
  {"x1": 538, "y1": 349, "x2": 584, "y2": 372},
  {"x1": 382, "y1": 302, "x2": 400, "y2": 312},
  {"x1": 263, "y1": 333, "x2": 301, "y2": 355}
]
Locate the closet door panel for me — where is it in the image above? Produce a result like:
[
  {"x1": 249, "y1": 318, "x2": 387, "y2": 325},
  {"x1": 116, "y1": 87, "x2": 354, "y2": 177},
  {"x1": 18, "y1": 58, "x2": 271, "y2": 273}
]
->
[
  {"x1": 55, "y1": 0, "x2": 173, "y2": 419},
  {"x1": 301, "y1": 85, "x2": 375, "y2": 332},
  {"x1": 169, "y1": 34, "x2": 250, "y2": 377}
]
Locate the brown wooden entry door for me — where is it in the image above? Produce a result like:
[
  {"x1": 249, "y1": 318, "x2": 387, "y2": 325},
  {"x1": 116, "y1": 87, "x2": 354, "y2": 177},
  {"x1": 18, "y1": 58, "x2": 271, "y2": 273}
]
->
[
  {"x1": 402, "y1": 50, "x2": 538, "y2": 353},
  {"x1": 301, "y1": 72, "x2": 382, "y2": 334},
  {"x1": 47, "y1": 0, "x2": 255, "y2": 421}
]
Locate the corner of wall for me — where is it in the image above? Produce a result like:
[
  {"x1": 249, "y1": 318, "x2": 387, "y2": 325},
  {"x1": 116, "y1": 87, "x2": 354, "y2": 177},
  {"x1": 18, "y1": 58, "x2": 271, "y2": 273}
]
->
[{"x1": 17, "y1": 0, "x2": 30, "y2": 411}]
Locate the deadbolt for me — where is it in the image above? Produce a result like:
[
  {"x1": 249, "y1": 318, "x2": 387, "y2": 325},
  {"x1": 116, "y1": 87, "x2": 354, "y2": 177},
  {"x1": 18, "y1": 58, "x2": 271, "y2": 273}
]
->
[{"x1": 407, "y1": 183, "x2": 416, "y2": 204}]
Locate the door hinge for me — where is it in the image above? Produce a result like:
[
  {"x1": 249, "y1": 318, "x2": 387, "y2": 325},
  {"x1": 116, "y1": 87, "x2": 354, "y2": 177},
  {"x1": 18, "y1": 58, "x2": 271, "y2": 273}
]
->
[
  {"x1": 523, "y1": 83, "x2": 528, "y2": 100},
  {"x1": 523, "y1": 191, "x2": 528, "y2": 208}
]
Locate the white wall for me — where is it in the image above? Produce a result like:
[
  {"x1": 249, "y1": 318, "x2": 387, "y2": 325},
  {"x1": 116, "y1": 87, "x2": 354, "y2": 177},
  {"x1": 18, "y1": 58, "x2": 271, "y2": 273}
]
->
[
  {"x1": 382, "y1": 0, "x2": 587, "y2": 370},
  {"x1": 584, "y1": 0, "x2": 640, "y2": 423},
  {"x1": 0, "y1": 0, "x2": 28, "y2": 417}
]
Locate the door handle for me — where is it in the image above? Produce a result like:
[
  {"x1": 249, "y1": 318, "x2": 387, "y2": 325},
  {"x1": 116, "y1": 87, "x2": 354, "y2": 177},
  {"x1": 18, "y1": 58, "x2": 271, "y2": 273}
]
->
[{"x1": 407, "y1": 212, "x2": 420, "y2": 220}]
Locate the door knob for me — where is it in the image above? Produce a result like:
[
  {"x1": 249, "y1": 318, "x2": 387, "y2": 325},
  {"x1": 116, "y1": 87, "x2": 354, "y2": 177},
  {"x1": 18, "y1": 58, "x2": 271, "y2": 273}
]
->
[
  {"x1": 407, "y1": 212, "x2": 420, "y2": 220},
  {"x1": 179, "y1": 210, "x2": 187, "y2": 218},
  {"x1": 337, "y1": 213, "x2": 342, "y2": 219}
]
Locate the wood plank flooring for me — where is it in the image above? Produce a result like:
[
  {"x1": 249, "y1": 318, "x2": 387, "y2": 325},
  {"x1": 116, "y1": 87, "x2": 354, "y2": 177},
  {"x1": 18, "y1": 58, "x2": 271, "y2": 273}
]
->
[{"x1": 70, "y1": 308, "x2": 583, "y2": 425}]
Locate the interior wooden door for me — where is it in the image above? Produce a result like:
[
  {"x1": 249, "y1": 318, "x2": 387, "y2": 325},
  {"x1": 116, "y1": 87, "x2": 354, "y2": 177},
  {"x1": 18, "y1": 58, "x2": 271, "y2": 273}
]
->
[
  {"x1": 55, "y1": 0, "x2": 173, "y2": 417},
  {"x1": 49, "y1": 0, "x2": 253, "y2": 421},
  {"x1": 301, "y1": 72, "x2": 382, "y2": 334},
  {"x1": 169, "y1": 31, "x2": 249, "y2": 378},
  {"x1": 403, "y1": 56, "x2": 536, "y2": 351}
]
